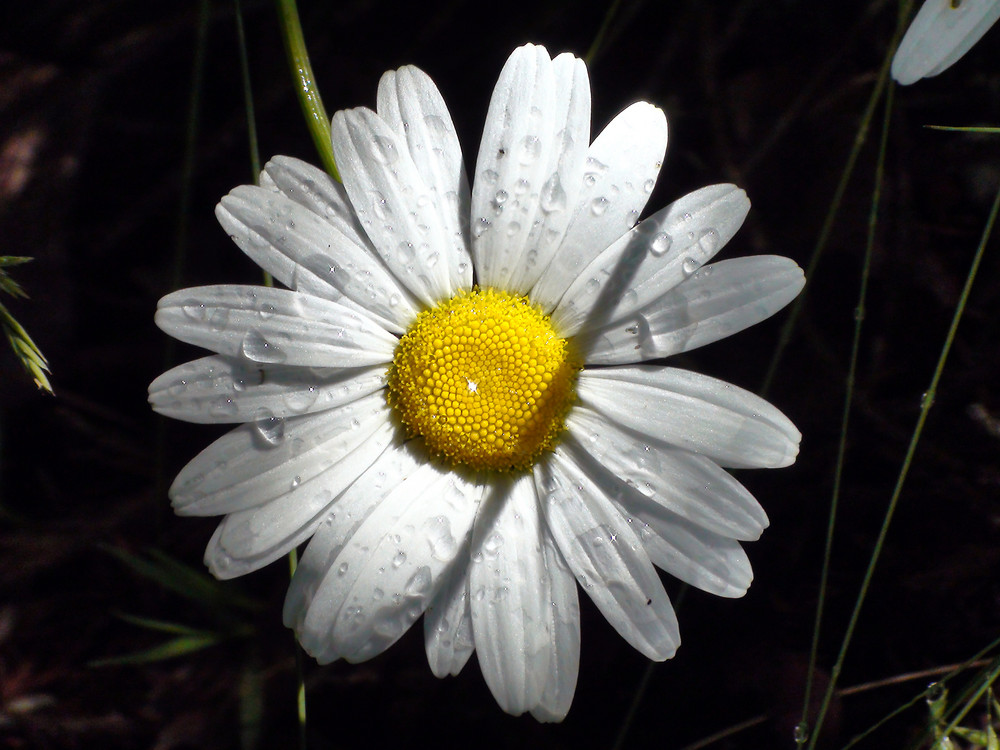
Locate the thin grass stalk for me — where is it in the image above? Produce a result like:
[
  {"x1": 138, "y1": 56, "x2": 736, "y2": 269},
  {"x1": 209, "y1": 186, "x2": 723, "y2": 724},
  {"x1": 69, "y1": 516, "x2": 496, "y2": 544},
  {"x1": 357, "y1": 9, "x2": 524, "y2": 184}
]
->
[
  {"x1": 806, "y1": 180, "x2": 1000, "y2": 750},
  {"x1": 794, "y1": 75, "x2": 896, "y2": 750},
  {"x1": 759, "y1": 1, "x2": 910, "y2": 396}
]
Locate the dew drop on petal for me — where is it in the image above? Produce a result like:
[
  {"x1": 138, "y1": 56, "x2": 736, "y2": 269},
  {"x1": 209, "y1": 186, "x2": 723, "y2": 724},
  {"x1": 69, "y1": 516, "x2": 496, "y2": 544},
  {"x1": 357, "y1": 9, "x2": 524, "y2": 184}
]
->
[
  {"x1": 472, "y1": 217, "x2": 492, "y2": 239},
  {"x1": 481, "y1": 169, "x2": 499, "y2": 185},
  {"x1": 590, "y1": 197, "x2": 609, "y2": 216},
  {"x1": 518, "y1": 135, "x2": 541, "y2": 165},
  {"x1": 643, "y1": 178, "x2": 655, "y2": 193},
  {"x1": 392, "y1": 550, "x2": 407, "y2": 568},
  {"x1": 540, "y1": 172, "x2": 567, "y2": 213},
  {"x1": 650, "y1": 232, "x2": 673, "y2": 257},
  {"x1": 241, "y1": 330, "x2": 288, "y2": 364},
  {"x1": 372, "y1": 135, "x2": 399, "y2": 164},
  {"x1": 397, "y1": 241, "x2": 416, "y2": 263},
  {"x1": 404, "y1": 566, "x2": 432, "y2": 597},
  {"x1": 681, "y1": 256, "x2": 701, "y2": 276},
  {"x1": 253, "y1": 414, "x2": 286, "y2": 446}
]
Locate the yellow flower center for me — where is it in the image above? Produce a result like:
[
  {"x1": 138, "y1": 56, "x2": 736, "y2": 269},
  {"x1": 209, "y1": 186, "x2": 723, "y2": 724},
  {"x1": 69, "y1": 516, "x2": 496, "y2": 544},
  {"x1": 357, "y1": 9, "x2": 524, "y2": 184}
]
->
[{"x1": 388, "y1": 288, "x2": 580, "y2": 472}]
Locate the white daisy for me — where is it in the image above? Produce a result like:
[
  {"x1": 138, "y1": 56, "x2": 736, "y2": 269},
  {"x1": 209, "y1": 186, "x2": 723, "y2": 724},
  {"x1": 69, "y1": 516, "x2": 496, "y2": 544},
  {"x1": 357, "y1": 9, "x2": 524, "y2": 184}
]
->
[
  {"x1": 149, "y1": 43, "x2": 804, "y2": 721},
  {"x1": 892, "y1": 0, "x2": 1000, "y2": 85}
]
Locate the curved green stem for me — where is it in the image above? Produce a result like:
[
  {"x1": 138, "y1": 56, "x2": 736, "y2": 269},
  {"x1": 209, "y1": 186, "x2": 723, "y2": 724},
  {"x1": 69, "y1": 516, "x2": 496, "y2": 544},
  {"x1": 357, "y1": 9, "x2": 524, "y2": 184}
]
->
[{"x1": 274, "y1": 0, "x2": 340, "y2": 180}]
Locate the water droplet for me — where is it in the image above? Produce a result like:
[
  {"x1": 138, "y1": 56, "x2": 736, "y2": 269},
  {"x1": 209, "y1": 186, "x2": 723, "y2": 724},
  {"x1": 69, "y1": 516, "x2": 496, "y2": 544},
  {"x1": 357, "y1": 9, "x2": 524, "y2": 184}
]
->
[
  {"x1": 590, "y1": 197, "x2": 609, "y2": 216},
  {"x1": 426, "y1": 516, "x2": 457, "y2": 561},
  {"x1": 389, "y1": 293, "x2": 402, "y2": 307},
  {"x1": 481, "y1": 169, "x2": 499, "y2": 185},
  {"x1": 793, "y1": 722, "x2": 809, "y2": 745},
  {"x1": 182, "y1": 302, "x2": 207, "y2": 320},
  {"x1": 397, "y1": 241, "x2": 416, "y2": 263},
  {"x1": 472, "y1": 217, "x2": 492, "y2": 239},
  {"x1": 696, "y1": 227, "x2": 720, "y2": 255},
  {"x1": 241, "y1": 330, "x2": 288, "y2": 364},
  {"x1": 517, "y1": 135, "x2": 541, "y2": 165},
  {"x1": 424, "y1": 114, "x2": 448, "y2": 136},
  {"x1": 404, "y1": 566, "x2": 432, "y2": 596},
  {"x1": 650, "y1": 232, "x2": 673, "y2": 257},
  {"x1": 681, "y1": 256, "x2": 701, "y2": 276},
  {"x1": 290, "y1": 475, "x2": 301, "y2": 489},
  {"x1": 643, "y1": 178, "x2": 655, "y2": 193},
  {"x1": 482, "y1": 532, "x2": 504, "y2": 557},
  {"x1": 373, "y1": 587, "x2": 384, "y2": 600},
  {"x1": 513, "y1": 178, "x2": 529, "y2": 195},
  {"x1": 372, "y1": 135, "x2": 399, "y2": 164},
  {"x1": 540, "y1": 172, "x2": 567, "y2": 213},
  {"x1": 371, "y1": 191, "x2": 391, "y2": 220},
  {"x1": 259, "y1": 303, "x2": 275, "y2": 319},
  {"x1": 585, "y1": 278, "x2": 600, "y2": 294},
  {"x1": 253, "y1": 414, "x2": 286, "y2": 446},
  {"x1": 209, "y1": 308, "x2": 230, "y2": 331},
  {"x1": 282, "y1": 387, "x2": 318, "y2": 413},
  {"x1": 337, "y1": 562, "x2": 350, "y2": 576},
  {"x1": 208, "y1": 396, "x2": 239, "y2": 418},
  {"x1": 391, "y1": 550, "x2": 407, "y2": 568}
]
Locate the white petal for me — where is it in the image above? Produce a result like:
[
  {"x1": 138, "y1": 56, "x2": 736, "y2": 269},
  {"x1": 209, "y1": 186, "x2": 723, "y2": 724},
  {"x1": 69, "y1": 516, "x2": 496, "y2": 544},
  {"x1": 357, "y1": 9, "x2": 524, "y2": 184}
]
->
[
  {"x1": 203, "y1": 419, "x2": 395, "y2": 579},
  {"x1": 531, "y1": 102, "x2": 668, "y2": 312},
  {"x1": 580, "y1": 255, "x2": 805, "y2": 364},
  {"x1": 377, "y1": 65, "x2": 473, "y2": 291},
  {"x1": 537, "y1": 449, "x2": 680, "y2": 661},
  {"x1": 561, "y1": 434, "x2": 753, "y2": 598},
  {"x1": 284, "y1": 445, "x2": 424, "y2": 638},
  {"x1": 294, "y1": 449, "x2": 482, "y2": 663},
  {"x1": 552, "y1": 184, "x2": 750, "y2": 336},
  {"x1": 216, "y1": 185, "x2": 417, "y2": 334},
  {"x1": 155, "y1": 285, "x2": 398, "y2": 367},
  {"x1": 565, "y1": 406, "x2": 768, "y2": 540},
  {"x1": 892, "y1": 0, "x2": 1000, "y2": 85},
  {"x1": 469, "y1": 474, "x2": 551, "y2": 716},
  {"x1": 471, "y1": 45, "x2": 591, "y2": 292},
  {"x1": 332, "y1": 107, "x2": 457, "y2": 305},
  {"x1": 529, "y1": 533, "x2": 580, "y2": 723},
  {"x1": 424, "y1": 560, "x2": 476, "y2": 677},
  {"x1": 171, "y1": 392, "x2": 390, "y2": 516},
  {"x1": 320, "y1": 468, "x2": 484, "y2": 664},
  {"x1": 504, "y1": 52, "x2": 591, "y2": 294},
  {"x1": 149, "y1": 355, "x2": 385, "y2": 424},
  {"x1": 578, "y1": 366, "x2": 800, "y2": 469},
  {"x1": 261, "y1": 156, "x2": 372, "y2": 251}
]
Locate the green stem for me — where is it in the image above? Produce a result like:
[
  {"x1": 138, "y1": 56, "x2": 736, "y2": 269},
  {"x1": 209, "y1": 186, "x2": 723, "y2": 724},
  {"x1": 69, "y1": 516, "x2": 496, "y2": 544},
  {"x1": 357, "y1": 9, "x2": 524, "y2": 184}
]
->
[
  {"x1": 274, "y1": 0, "x2": 339, "y2": 180},
  {"x1": 806, "y1": 179, "x2": 1000, "y2": 750}
]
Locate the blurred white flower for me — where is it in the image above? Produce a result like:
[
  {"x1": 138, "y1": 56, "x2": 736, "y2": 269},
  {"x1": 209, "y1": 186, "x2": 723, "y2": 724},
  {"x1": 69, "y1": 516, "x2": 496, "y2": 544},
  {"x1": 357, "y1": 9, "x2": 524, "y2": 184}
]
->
[
  {"x1": 892, "y1": 0, "x2": 1000, "y2": 84},
  {"x1": 150, "y1": 43, "x2": 804, "y2": 720}
]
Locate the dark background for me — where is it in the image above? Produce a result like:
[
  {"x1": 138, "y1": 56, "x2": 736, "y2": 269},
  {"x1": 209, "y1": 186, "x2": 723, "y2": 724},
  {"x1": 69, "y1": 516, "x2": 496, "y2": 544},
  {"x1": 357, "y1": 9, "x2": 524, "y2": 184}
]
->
[{"x1": 1, "y1": 1, "x2": 999, "y2": 748}]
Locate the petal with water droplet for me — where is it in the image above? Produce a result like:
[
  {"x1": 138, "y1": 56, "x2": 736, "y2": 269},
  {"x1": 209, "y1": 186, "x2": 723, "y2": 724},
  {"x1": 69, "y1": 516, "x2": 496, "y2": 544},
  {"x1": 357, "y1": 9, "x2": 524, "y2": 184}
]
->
[
  {"x1": 536, "y1": 448, "x2": 680, "y2": 661},
  {"x1": 155, "y1": 285, "x2": 398, "y2": 367},
  {"x1": 376, "y1": 65, "x2": 473, "y2": 292},
  {"x1": 216, "y1": 183, "x2": 417, "y2": 333},
  {"x1": 149, "y1": 355, "x2": 387, "y2": 424},
  {"x1": 531, "y1": 102, "x2": 668, "y2": 312},
  {"x1": 551, "y1": 184, "x2": 749, "y2": 336},
  {"x1": 577, "y1": 365, "x2": 800, "y2": 469},
  {"x1": 581, "y1": 255, "x2": 805, "y2": 365},
  {"x1": 470, "y1": 473, "x2": 553, "y2": 716},
  {"x1": 171, "y1": 392, "x2": 390, "y2": 518},
  {"x1": 332, "y1": 107, "x2": 455, "y2": 305},
  {"x1": 202, "y1": 416, "x2": 395, "y2": 579},
  {"x1": 424, "y1": 558, "x2": 476, "y2": 677},
  {"x1": 561, "y1": 433, "x2": 755, "y2": 597},
  {"x1": 565, "y1": 406, "x2": 768, "y2": 540}
]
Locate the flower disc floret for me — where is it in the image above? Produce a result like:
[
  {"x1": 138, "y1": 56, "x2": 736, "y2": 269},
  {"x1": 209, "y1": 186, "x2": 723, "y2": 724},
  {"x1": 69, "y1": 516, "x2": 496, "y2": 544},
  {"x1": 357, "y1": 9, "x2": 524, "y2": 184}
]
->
[{"x1": 388, "y1": 288, "x2": 580, "y2": 471}]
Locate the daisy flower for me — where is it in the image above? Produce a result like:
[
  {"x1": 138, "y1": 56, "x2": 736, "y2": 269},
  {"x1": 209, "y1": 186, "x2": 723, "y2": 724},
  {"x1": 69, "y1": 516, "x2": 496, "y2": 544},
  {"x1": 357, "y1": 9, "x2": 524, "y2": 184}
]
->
[
  {"x1": 150, "y1": 43, "x2": 804, "y2": 721},
  {"x1": 892, "y1": 0, "x2": 1000, "y2": 85}
]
